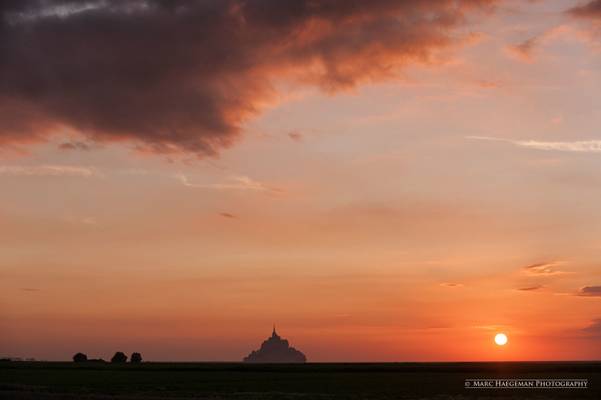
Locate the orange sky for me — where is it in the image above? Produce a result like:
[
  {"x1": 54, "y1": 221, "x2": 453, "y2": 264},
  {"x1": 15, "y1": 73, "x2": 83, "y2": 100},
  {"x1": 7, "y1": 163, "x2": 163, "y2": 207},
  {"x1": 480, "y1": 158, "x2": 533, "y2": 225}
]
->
[{"x1": 1, "y1": 0, "x2": 601, "y2": 361}]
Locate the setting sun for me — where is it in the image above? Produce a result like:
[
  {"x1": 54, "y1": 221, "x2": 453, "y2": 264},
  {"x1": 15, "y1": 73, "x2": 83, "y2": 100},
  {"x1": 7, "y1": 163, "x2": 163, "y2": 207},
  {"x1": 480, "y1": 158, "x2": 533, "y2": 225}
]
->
[{"x1": 494, "y1": 333, "x2": 508, "y2": 346}]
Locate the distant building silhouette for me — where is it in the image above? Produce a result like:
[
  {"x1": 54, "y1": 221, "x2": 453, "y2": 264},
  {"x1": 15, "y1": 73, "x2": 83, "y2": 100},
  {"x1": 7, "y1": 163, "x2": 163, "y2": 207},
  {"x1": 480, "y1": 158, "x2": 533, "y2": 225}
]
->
[{"x1": 243, "y1": 326, "x2": 306, "y2": 363}]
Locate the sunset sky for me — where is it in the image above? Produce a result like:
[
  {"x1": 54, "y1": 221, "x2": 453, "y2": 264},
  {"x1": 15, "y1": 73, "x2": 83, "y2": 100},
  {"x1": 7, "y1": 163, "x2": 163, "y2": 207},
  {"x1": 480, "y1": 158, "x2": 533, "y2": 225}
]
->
[{"x1": 1, "y1": 0, "x2": 601, "y2": 362}]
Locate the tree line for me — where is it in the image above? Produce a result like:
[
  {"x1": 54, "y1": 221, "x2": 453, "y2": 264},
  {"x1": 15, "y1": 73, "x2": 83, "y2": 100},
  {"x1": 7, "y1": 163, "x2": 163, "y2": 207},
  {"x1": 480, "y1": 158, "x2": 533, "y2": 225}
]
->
[{"x1": 73, "y1": 352, "x2": 142, "y2": 363}]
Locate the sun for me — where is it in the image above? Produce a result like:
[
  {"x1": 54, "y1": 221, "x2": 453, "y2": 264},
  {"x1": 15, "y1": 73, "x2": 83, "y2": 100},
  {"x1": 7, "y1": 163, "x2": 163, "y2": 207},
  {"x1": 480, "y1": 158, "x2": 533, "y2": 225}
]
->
[{"x1": 494, "y1": 333, "x2": 508, "y2": 346}]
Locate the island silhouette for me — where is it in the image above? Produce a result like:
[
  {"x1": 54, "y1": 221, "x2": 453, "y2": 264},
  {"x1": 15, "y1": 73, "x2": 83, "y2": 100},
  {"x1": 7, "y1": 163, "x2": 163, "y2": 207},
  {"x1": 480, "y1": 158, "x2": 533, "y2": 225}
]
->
[{"x1": 243, "y1": 326, "x2": 307, "y2": 363}]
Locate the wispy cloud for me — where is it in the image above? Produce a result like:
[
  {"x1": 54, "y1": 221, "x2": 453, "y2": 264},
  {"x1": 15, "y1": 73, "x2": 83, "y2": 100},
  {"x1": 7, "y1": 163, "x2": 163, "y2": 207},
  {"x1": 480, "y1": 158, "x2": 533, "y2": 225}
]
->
[
  {"x1": 505, "y1": 25, "x2": 572, "y2": 62},
  {"x1": 582, "y1": 319, "x2": 601, "y2": 337},
  {"x1": 439, "y1": 282, "x2": 463, "y2": 288},
  {"x1": 0, "y1": 165, "x2": 101, "y2": 177},
  {"x1": 517, "y1": 285, "x2": 545, "y2": 291},
  {"x1": 472, "y1": 324, "x2": 511, "y2": 331},
  {"x1": 219, "y1": 212, "x2": 238, "y2": 219},
  {"x1": 506, "y1": 36, "x2": 539, "y2": 62},
  {"x1": 578, "y1": 286, "x2": 601, "y2": 297},
  {"x1": 58, "y1": 140, "x2": 92, "y2": 151},
  {"x1": 288, "y1": 131, "x2": 303, "y2": 142},
  {"x1": 176, "y1": 174, "x2": 282, "y2": 194},
  {"x1": 522, "y1": 262, "x2": 565, "y2": 276},
  {"x1": 467, "y1": 136, "x2": 601, "y2": 153}
]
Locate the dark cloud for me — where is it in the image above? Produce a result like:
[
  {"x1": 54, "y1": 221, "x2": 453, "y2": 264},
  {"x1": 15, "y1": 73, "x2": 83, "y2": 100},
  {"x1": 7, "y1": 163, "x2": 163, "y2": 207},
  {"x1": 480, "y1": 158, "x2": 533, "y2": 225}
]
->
[
  {"x1": 567, "y1": 0, "x2": 601, "y2": 19},
  {"x1": 578, "y1": 286, "x2": 601, "y2": 297},
  {"x1": 582, "y1": 319, "x2": 601, "y2": 336},
  {"x1": 0, "y1": 0, "x2": 495, "y2": 157}
]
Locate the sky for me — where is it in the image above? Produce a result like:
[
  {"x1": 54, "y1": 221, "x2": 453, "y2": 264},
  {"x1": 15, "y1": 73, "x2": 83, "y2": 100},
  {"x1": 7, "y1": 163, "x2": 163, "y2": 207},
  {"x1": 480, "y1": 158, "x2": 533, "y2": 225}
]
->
[{"x1": 1, "y1": 0, "x2": 601, "y2": 362}]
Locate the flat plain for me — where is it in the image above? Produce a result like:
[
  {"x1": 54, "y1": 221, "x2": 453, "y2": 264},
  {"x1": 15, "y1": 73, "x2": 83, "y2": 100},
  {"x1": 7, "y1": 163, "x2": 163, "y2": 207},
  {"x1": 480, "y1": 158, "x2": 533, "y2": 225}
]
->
[{"x1": 1, "y1": 361, "x2": 599, "y2": 399}]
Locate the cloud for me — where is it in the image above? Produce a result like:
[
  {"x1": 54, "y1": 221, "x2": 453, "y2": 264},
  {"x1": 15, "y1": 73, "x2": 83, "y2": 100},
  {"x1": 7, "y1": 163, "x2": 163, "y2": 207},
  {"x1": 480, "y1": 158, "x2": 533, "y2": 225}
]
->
[
  {"x1": 505, "y1": 25, "x2": 592, "y2": 63},
  {"x1": 578, "y1": 286, "x2": 601, "y2": 297},
  {"x1": 288, "y1": 131, "x2": 303, "y2": 142},
  {"x1": 567, "y1": 0, "x2": 601, "y2": 20},
  {"x1": 517, "y1": 285, "x2": 544, "y2": 291},
  {"x1": 58, "y1": 141, "x2": 92, "y2": 151},
  {"x1": 566, "y1": 1, "x2": 601, "y2": 44},
  {"x1": 439, "y1": 282, "x2": 463, "y2": 287},
  {"x1": 0, "y1": 165, "x2": 100, "y2": 177},
  {"x1": 581, "y1": 318, "x2": 601, "y2": 336},
  {"x1": 475, "y1": 79, "x2": 502, "y2": 89},
  {"x1": 506, "y1": 36, "x2": 539, "y2": 62},
  {"x1": 521, "y1": 262, "x2": 565, "y2": 276},
  {"x1": 467, "y1": 136, "x2": 601, "y2": 153},
  {"x1": 219, "y1": 212, "x2": 237, "y2": 219},
  {"x1": 515, "y1": 140, "x2": 601, "y2": 152},
  {"x1": 0, "y1": 0, "x2": 496, "y2": 157},
  {"x1": 176, "y1": 174, "x2": 282, "y2": 194}
]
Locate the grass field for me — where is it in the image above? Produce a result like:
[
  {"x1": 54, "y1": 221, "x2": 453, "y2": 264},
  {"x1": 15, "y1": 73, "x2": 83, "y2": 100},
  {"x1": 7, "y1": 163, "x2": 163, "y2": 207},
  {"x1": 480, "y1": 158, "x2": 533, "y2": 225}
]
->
[{"x1": 1, "y1": 361, "x2": 599, "y2": 399}]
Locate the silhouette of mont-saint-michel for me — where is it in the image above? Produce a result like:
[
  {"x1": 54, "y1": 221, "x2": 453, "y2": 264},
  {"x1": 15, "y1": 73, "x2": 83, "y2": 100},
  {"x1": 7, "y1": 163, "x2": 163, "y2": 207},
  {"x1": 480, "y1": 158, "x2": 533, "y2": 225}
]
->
[{"x1": 243, "y1": 326, "x2": 307, "y2": 363}]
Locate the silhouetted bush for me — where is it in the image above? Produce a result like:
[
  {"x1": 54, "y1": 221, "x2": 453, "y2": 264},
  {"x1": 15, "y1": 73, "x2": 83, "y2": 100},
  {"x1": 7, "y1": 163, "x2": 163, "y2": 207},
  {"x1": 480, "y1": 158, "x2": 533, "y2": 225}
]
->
[
  {"x1": 130, "y1": 352, "x2": 142, "y2": 363},
  {"x1": 111, "y1": 352, "x2": 127, "y2": 363},
  {"x1": 73, "y1": 352, "x2": 88, "y2": 362}
]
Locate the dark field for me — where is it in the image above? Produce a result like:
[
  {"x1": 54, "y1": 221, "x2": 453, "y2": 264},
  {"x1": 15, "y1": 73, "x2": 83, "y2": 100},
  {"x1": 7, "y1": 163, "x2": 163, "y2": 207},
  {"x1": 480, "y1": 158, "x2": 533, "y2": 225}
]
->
[{"x1": 1, "y1": 361, "x2": 599, "y2": 399}]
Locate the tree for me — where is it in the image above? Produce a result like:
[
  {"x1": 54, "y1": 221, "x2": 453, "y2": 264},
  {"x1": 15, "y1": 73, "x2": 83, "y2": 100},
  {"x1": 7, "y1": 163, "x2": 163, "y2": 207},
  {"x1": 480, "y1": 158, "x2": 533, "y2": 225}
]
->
[
  {"x1": 73, "y1": 352, "x2": 87, "y2": 362},
  {"x1": 111, "y1": 351, "x2": 127, "y2": 363},
  {"x1": 130, "y1": 352, "x2": 142, "y2": 363}
]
